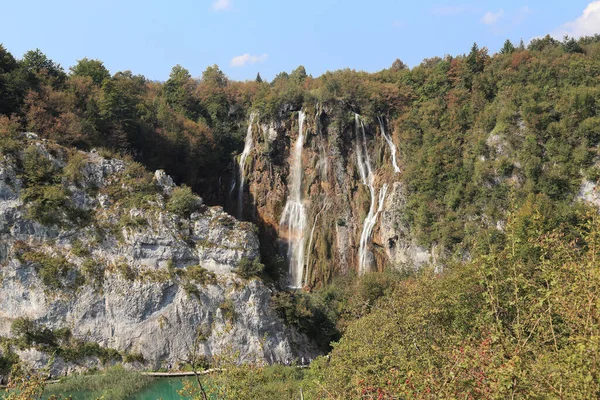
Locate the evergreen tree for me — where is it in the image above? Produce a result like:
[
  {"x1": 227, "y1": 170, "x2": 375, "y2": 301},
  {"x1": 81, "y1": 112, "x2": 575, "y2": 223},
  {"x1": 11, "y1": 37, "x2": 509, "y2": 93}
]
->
[
  {"x1": 255, "y1": 72, "x2": 263, "y2": 83},
  {"x1": 563, "y1": 36, "x2": 584, "y2": 54},
  {"x1": 500, "y1": 39, "x2": 515, "y2": 54},
  {"x1": 0, "y1": 44, "x2": 21, "y2": 115},
  {"x1": 21, "y1": 49, "x2": 66, "y2": 86},
  {"x1": 466, "y1": 42, "x2": 485, "y2": 74}
]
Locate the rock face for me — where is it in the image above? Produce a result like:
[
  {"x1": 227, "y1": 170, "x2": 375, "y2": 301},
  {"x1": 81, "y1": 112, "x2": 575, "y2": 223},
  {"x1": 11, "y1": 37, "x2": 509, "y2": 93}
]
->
[
  {"x1": 0, "y1": 138, "x2": 319, "y2": 375},
  {"x1": 231, "y1": 106, "x2": 434, "y2": 287}
]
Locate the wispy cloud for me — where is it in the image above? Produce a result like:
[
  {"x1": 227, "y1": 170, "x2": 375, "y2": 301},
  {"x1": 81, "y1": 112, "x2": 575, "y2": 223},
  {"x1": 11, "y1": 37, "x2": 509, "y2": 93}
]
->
[
  {"x1": 212, "y1": 0, "x2": 232, "y2": 11},
  {"x1": 514, "y1": 6, "x2": 532, "y2": 24},
  {"x1": 230, "y1": 53, "x2": 268, "y2": 68},
  {"x1": 481, "y1": 9, "x2": 504, "y2": 25},
  {"x1": 431, "y1": 5, "x2": 469, "y2": 15},
  {"x1": 552, "y1": 1, "x2": 600, "y2": 38}
]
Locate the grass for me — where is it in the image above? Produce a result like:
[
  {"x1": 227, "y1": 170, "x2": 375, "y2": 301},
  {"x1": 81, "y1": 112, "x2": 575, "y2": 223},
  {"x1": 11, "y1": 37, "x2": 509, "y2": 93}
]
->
[{"x1": 42, "y1": 366, "x2": 155, "y2": 400}]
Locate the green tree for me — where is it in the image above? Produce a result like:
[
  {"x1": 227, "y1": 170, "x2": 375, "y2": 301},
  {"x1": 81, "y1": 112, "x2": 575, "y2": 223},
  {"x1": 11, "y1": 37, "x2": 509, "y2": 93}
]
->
[
  {"x1": 99, "y1": 71, "x2": 146, "y2": 148},
  {"x1": 163, "y1": 64, "x2": 200, "y2": 119},
  {"x1": 466, "y1": 42, "x2": 485, "y2": 73},
  {"x1": 563, "y1": 35, "x2": 584, "y2": 54},
  {"x1": 69, "y1": 58, "x2": 110, "y2": 85},
  {"x1": 391, "y1": 58, "x2": 408, "y2": 71},
  {"x1": 0, "y1": 44, "x2": 21, "y2": 115},
  {"x1": 500, "y1": 39, "x2": 515, "y2": 54},
  {"x1": 21, "y1": 48, "x2": 66, "y2": 87},
  {"x1": 255, "y1": 72, "x2": 263, "y2": 83},
  {"x1": 290, "y1": 65, "x2": 307, "y2": 82}
]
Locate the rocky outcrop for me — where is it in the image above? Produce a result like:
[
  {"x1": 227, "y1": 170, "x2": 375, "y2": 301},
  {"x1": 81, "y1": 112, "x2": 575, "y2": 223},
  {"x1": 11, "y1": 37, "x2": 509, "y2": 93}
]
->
[
  {"x1": 232, "y1": 106, "x2": 434, "y2": 287},
  {"x1": 0, "y1": 138, "x2": 319, "y2": 375}
]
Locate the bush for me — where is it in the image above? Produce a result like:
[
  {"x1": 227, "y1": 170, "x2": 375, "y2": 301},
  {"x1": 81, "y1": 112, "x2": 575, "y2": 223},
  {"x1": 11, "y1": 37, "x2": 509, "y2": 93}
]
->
[
  {"x1": 235, "y1": 257, "x2": 264, "y2": 279},
  {"x1": 219, "y1": 299, "x2": 237, "y2": 322},
  {"x1": 115, "y1": 263, "x2": 136, "y2": 281},
  {"x1": 182, "y1": 264, "x2": 216, "y2": 285},
  {"x1": 22, "y1": 145, "x2": 58, "y2": 185},
  {"x1": 0, "y1": 115, "x2": 21, "y2": 153},
  {"x1": 21, "y1": 185, "x2": 67, "y2": 226},
  {"x1": 19, "y1": 250, "x2": 79, "y2": 290},
  {"x1": 62, "y1": 151, "x2": 87, "y2": 185},
  {"x1": 82, "y1": 258, "x2": 105, "y2": 288},
  {"x1": 166, "y1": 185, "x2": 200, "y2": 216},
  {"x1": 123, "y1": 351, "x2": 145, "y2": 363}
]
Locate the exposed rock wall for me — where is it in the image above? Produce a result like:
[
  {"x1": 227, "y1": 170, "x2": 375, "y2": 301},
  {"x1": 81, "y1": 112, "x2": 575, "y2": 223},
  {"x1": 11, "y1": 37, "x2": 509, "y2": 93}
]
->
[
  {"x1": 232, "y1": 106, "x2": 433, "y2": 287},
  {"x1": 0, "y1": 138, "x2": 319, "y2": 375}
]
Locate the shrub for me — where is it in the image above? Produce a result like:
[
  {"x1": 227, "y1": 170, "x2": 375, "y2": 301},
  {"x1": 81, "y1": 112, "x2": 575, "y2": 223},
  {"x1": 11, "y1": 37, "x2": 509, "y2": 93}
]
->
[
  {"x1": 19, "y1": 250, "x2": 79, "y2": 290},
  {"x1": 0, "y1": 115, "x2": 21, "y2": 153},
  {"x1": 166, "y1": 185, "x2": 200, "y2": 216},
  {"x1": 82, "y1": 258, "x2": 105, "y2": 288},
  {"x1": 182, "y1": 265, "x2": 216, "y2": 285},
  {"x1": 236, "y1": 257, "x2": 264, "y2": 279},
  {"x1": 115, "y1": 263, "x2": 136, "y2": 281},
  {"x1": 219, "y1": 299, "x2": 237, "y2": 322},
  {"x1": 62, "y1": 151, "x2": 87, "y2": 185},
  {"x1": 21, "y1": 185, "x2": 68, "y2": 226},
  {"x1": 71, "y1": 239, "x2": 90, "y2": 257},
  {"x1": 22, "y1": 145, "x2": 58, "y2": 185},
  {"x1": 123, "y1": 352, "x2": 145, "y2": 363}
]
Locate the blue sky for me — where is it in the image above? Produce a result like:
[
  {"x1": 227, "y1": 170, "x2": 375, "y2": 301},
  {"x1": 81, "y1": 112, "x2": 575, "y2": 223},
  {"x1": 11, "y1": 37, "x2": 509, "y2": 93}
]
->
[{"x1": 1, "y1": 0, "x2": 599, "y2": 82}]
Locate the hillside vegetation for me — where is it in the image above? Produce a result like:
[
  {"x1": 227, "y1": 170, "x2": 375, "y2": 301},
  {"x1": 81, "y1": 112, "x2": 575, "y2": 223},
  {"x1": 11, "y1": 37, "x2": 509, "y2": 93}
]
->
[{"x1": 2, "y1": 34, "x2": 600, "y2": 397}]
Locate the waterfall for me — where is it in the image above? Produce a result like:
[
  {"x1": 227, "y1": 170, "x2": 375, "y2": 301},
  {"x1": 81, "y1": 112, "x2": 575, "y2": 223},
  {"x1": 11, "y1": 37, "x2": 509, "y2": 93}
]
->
[
  {"x1": 280, "y1": 111, "x2": 307, "y2": 289},
  {"x1": 237, "y1": 113, "x2": 257, "y2": 219},
  {"x1": 378, "y1": 116, "x2": 400, "y2": 173},
  {"x1": 304, "y1": 200, "x2": 329, "y2": 285},
  {"x1": 229, "y1": 157, "x2": 237, "y2": 196},
  {"x1": 355, "y1": 114, "x2": 389, "y2": 274}
]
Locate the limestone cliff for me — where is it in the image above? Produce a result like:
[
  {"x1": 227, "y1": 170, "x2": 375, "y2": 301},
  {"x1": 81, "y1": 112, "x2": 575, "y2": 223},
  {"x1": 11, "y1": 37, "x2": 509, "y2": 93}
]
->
[
  {"x1": 0, "y1": 135, "x2": 319, "y2": 375},
  {"x1": 230, "y1": 105, "x2": 433, "y2": 288}
]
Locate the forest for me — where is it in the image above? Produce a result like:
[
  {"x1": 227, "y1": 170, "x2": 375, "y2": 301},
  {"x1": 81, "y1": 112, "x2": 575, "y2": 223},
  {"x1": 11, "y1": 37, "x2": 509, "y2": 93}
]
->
[{"x1": 1, "y1": 34, "x2": 600, "y2": 398}]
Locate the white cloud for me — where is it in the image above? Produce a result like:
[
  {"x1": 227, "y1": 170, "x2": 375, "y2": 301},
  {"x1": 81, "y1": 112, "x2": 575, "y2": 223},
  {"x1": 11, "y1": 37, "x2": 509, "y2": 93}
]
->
[
  {"x1": 552, "y1": 1, "x2": 600, "y2": 38},
  {"x1": 481, "y1": 9, "x2": 504, "y2": 25},
  {"x1": 212, "y1": 0, "x2": 232, "y2": 11},
  {"x1": 230, "y1": 53, "x2": 269, "y2": 68}
]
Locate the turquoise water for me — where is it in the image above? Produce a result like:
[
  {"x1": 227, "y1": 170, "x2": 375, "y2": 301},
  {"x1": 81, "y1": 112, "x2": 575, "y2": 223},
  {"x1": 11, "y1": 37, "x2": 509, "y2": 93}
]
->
[
  {"x1": 35, "y1": 377, "x2": 194, "y2": 400},
  {"x1": 131, "y1": 377, "x2": 193, "y2": 400}
]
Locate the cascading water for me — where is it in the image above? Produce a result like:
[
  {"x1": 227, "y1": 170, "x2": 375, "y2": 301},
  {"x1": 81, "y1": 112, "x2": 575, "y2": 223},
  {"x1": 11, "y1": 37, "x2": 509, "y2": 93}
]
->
[
  {"x1": 280, "y1": 111, "x2": 307, "y2": 289},
  {"x1": 355, "y1": 114, "x2": 389, "y2": 274},
  {"x1": 229, "y1": 156, "x2": 237, "y2": 197},
  {"x1": 237, "y1": 113, "x2": 257, "y2": 219},
  {"x1": 378, "y1": 116, "x2": 401, "y2": 173},
  {"x1": 305, "y1": 200, "x2": 329, "y2": 285}
]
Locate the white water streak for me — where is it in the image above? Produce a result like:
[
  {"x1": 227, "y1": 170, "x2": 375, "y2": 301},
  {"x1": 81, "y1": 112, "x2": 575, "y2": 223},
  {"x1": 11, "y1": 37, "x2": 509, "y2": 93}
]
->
[
  {"x1": 378, "y1": 116, "x2": 400, "y2": 173},
  {"x1": 356, "y1": 114, "x2": 389, "y2": 274},
  {"x1": 237, "y1": 113, "x2": 257, "y2": 219},
  {"x1": 229, "y1": 156, "x2": 237, "y2": 197},
  {"x1": 280, "y1": 111, "x2": 307, "y2": 289},
  {"x1": 304, "y1": 200, "x2": 329, "y2": 285}
]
